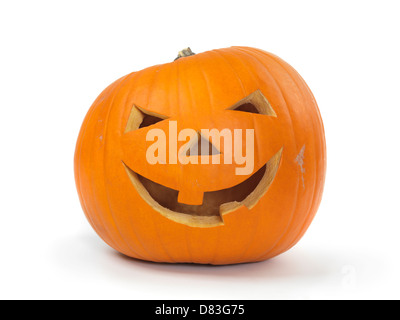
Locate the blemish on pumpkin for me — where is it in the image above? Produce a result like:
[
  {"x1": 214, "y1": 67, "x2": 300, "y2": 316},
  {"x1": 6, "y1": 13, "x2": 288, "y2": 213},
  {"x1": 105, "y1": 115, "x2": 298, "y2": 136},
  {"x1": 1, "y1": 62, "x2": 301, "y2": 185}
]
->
[{"x1": 295, "y1": 145, "x2": 306, "y2": 188}]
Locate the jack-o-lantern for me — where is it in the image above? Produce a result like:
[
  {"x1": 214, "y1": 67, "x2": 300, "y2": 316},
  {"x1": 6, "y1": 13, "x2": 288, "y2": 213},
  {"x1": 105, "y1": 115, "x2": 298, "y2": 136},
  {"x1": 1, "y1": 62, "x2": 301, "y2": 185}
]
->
[{"x1": 74, "y1": 47, "x2": 326, "y2": 265}]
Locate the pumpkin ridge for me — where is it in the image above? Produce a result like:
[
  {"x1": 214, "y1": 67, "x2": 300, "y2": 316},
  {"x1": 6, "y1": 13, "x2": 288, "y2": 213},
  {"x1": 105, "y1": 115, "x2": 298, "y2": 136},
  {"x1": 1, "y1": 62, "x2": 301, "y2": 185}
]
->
[
  {"x1": 231, "y1": 47, "x2": 301, "y2": 261},
  {"x1": 249, "y1": 49, "x2": 310, "y2": 256},
  {"x1": 242, "y1": 47, "x2": 322, "y2": 261},
  {"x1": 214, "y1": 50, "x2": 269, "y2": 256},
  {"x1": 151, "y1": 63, "x2": 181, "y2": 263},
  {"x1": 195, "y1": 53, "x2": 214, "y2": 111},
  {"x1": 104, "y1": 72, "x2": 159, "y2": 261},
  {"x1": 194, "y1": 53, "x2": 225, "y2": 265},
  {"x1": 148, "y1": 63, "x2": 181, "y2": 263},
  {"x1": 255, "y1": 49, "x2": 320, "y2": 256},
  {"x1": 220, "y1": 48, "x2": 278, "y2": 171},
  {"x1": 211, "y1": 49, "x2": 247, "y2": 96},
  {"x1": 175, "y1": 58, "x2": 194, "y2": 263},
  {"x1": 76, "y1": 77, "x2": 128, "y2": 254},
  {"x1": 264, "y1": 50, "x2": 324, "y2": 253},
  {"x1": 215, "y1": 47, "x2": 284, "y2": 262}
]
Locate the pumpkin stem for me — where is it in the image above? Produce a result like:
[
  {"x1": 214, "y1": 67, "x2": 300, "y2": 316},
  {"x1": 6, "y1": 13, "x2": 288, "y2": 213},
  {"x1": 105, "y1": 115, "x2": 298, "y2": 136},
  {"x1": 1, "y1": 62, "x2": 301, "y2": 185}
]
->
[{"x1": 174, "y1": 48, "x2": 196, "y2": 61}]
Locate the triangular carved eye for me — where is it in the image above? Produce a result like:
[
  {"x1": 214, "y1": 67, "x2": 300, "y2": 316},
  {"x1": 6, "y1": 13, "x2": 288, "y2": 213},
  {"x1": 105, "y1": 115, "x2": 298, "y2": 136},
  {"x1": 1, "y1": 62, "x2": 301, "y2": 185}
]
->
[
  {"x1": 233, "y1": 103, "x2": 260, "y2": 114},
  {"x1": 139, "y1": 114, "x2": 164, "y2": 129},
  {"x1": 125, "y1": 105, "x2": 169, "y2": 133},
  {"x1": 227, "y1": 90, "x2": 277, "y2": 117}
]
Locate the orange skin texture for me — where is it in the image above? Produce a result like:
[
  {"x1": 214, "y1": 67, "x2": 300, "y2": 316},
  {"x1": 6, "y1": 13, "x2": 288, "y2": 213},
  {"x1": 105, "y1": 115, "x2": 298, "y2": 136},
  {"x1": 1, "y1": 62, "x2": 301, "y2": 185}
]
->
[{"x1": 74, "y1": 47, "x2": 326, "y2": 265}]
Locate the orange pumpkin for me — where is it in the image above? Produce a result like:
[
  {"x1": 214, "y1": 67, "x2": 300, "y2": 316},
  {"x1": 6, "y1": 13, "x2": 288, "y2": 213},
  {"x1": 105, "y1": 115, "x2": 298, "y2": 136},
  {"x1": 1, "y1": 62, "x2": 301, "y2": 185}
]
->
[{"x1": 74, "y1": 46, "x2": 326, "y2": 265}]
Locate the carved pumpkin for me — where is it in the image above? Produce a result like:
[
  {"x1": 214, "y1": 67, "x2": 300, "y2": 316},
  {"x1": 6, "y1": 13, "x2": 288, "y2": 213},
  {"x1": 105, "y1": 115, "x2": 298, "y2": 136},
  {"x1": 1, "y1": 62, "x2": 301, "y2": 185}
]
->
[{"x1": 74, "y1": 46, "x2": 326, "y2": 265}]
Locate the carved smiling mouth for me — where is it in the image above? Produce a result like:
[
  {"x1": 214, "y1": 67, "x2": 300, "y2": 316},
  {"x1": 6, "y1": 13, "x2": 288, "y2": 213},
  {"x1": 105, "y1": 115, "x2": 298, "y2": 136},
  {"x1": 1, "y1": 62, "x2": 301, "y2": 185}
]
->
[{"x1": 123, "y1": 149, "x2": 282, "y2": 227}]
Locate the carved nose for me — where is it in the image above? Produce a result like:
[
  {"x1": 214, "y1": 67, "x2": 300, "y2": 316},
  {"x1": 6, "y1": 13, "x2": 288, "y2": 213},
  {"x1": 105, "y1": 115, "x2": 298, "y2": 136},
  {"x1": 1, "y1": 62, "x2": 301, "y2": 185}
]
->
[{"x1": 185, "y1": 132, "x2": 221, "y2": 156}]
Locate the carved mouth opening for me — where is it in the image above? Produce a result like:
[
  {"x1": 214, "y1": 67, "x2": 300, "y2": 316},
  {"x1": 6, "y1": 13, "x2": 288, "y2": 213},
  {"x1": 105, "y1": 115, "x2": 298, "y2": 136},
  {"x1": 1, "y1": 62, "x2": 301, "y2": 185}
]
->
[
  {"x1": 123, "y1": 149, "x2": 282, "y2": 228},
  {"x1": 138, "y1": 165, "x2": 266, "y2": 217}
]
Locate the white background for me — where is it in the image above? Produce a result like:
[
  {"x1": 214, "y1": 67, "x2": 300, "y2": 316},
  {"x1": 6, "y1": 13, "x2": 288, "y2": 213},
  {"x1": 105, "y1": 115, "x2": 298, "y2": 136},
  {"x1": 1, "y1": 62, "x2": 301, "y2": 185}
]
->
[{"x1": 1, "y1": 0, "x2": 399, "y2": 300}]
